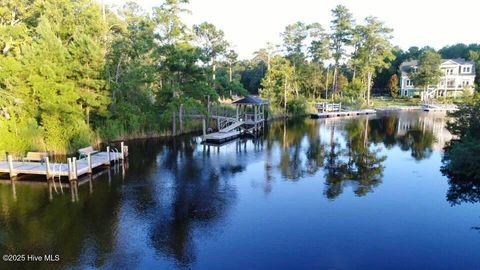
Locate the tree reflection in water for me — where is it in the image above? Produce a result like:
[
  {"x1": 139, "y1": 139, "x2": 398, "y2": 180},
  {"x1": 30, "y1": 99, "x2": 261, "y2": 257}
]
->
[
  {"x1": 445, "y1": 177, "x2": 480, "y2": 206},
  {"x1": 147, "y1": 137, "x2": 241, "y2": 267},
  {"x1": 324, "y1": 117, "x2": 386, "y2": 199},
  {"x1": 0, "y1": 112, "x2": 448, "y2": 269},
  {"x1": 267, "y1": 113, "x2": 441, "y2": 199}
]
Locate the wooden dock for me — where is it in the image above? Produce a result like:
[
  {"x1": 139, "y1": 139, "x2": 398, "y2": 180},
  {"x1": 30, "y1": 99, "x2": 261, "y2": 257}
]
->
[
  {"x1": 200, "y1": 96, "x2": 268, "y2": 144},
  {"x1": 0, "y1": 143, "x2": 128, "y2": 182},
  {"x1": 311, "y1": 109, "x2": 376, "y2": 119},
  {"x1": 204, "y1": 129, "x2": 242, "y2": 143},
  {"x1": 422, "y1": 104, "x2": 458, "y2": 113}
]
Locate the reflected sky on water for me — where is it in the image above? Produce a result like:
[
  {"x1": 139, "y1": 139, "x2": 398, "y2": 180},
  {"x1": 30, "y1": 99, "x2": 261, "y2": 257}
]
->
[{"x1": 1, "y1": 112, "x2": 479, "y2": 270}]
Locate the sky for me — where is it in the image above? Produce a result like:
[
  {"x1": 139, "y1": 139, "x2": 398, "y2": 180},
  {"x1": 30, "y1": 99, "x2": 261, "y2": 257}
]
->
[{"x1": 104, "y1": 0, "x2": 480, "y2": 59}]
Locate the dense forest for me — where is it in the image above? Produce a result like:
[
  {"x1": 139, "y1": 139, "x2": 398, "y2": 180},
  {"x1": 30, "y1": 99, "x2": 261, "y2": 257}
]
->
[
  {"x1": 1, "y1": 0, "x2": 480, "y2": 155},
  {"x1": 0, "y1": 0, "x2": 248, "y2": 154}
]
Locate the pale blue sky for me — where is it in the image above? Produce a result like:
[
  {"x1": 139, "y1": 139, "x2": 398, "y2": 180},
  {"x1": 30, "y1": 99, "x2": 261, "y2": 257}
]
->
[{"x1": 104, "y1": 0, "x2": 480, "y2": 59}]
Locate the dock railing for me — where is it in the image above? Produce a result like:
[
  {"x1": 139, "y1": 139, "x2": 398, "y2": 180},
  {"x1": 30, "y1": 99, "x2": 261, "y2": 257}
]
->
[{"x1": 315, "y1": 102, "x2": 342, "y2": 113}]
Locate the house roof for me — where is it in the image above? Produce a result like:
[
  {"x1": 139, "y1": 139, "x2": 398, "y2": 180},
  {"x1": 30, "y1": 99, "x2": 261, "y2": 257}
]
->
[
  {"x1": 400, "y1": 58, "x2": 475, "y2": 76},
  {"x1": 232, "y1": 95, "x2": 268, "y2": 105}
]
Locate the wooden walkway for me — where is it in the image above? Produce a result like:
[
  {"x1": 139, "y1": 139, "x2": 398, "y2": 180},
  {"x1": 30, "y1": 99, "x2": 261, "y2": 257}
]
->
[
  {"x1": 0, "y1": 144, "x2": 127, "y2": 181},
  {"x1": 311, "y1": 109, "x2": 376, "y2": 119}
]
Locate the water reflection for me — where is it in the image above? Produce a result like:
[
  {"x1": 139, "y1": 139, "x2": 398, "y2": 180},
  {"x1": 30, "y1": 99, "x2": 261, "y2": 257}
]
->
[
  {"x1": 445, "y1": 177, "x2": 480, "y2": 206},
  {"x1": 0, "y1": 112, "x2": 466, "y2": 269},
  {"x1": 266, "y1": 113, "x2": 442, "y2": 199},
  {"x1": 148, "y1": 138, "x2": 240, "y2": 266}
]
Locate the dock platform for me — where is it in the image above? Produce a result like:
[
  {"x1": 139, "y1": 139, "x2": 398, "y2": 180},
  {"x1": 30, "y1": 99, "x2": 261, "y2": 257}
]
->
[
  {"x1": 0, "y1": 144, "x2": 127, "y2": 182},
  {"x1": 422, "y1": 104, "x2": 458, "y2": 113},
  {"x1": 311, "y1": 109, "x2": 376, "y2": 119},
  {"x1": 204, "y1": 130, "x2": 242, "y2": 143}
]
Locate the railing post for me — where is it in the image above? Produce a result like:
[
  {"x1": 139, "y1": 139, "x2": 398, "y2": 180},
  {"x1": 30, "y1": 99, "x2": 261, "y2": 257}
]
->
[{"x1": 7, "y1": 155, "x2": 15, "y2": 179}]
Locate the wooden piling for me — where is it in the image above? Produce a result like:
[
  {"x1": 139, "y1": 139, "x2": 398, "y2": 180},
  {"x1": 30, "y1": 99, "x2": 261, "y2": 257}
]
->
[
  {"x1": 106, "y1": 146, "x2": 111, "y2": 165},
  {"x1": 7, "y1": 155, "x2": 15, "y2": 179},
  {"x1": 67, "y1": 158, "x2": 72, "y2": 181},
  {"x1": 207, "y1": 95, "x2": 211, "y2": 127},
  {"x1": 202, "y1": 118, "x2": 207, "y2": 141},
  {"x1": 120, "y1": 141, "x2": 125, "y2": 160},
  {"x1": 87, "y1": 153, "x2": 92, "y2": 174},
  {"x1": 72, "y1": 157, "x2": 78, "y2": 180},
  {"x1": 44, "y1": 156, "x2": 51, "y2": 180}
]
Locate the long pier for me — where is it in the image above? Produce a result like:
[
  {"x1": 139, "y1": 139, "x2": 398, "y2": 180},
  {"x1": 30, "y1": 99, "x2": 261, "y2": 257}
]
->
[
  {"x1": 311, "y1": 109, "x2": 376, "y2": 119},
  {"x1": 0, "y1": 143, "x2": 128, "y2": 182}
]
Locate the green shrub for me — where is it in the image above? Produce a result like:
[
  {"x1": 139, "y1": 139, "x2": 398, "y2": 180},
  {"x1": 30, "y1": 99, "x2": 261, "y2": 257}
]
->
[{"x1": 287, "y1": 97, "x2": 307, "y2": 115}]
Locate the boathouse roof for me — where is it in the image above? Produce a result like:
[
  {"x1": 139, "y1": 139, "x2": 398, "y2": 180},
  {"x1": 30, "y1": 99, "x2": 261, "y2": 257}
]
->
[{"x1": 232, "y1": 96, "x2": 268, "y2": 105}]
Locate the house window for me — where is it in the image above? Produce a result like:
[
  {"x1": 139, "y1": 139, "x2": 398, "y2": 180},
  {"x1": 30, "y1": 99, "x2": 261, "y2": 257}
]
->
[
  {"x1": 462, "y1": 81, "x2": 470, "y2": 86},
  {"x1": 462, "y1": 66, "x2": 471, "y2": 73},
  {"x1": 406, "y1": 79, "x2": 413, "y2": 87}
]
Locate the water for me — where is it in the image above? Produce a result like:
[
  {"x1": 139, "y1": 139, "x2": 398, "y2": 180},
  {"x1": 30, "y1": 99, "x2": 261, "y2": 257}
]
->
[{"x1": 1, "y1": 112, "x2": 480, "y2": 270}]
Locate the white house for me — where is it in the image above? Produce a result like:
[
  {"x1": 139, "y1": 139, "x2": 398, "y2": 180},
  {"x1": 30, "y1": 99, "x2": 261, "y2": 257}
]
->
[{"x1": 400, "y1": 58, "x2": 475, "y2": 98}]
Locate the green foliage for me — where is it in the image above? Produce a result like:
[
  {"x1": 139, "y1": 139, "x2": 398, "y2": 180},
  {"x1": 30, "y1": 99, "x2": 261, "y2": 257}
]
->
[
  {"x1": 351, "y1": 16, "x2": 394, "y2": 103},
  {"x1": 330, "y1": 5, "x2": 354, "y2": 64},
  {"x1": 409, "y1": 50, "x2": 442, "y2": 90},
  {"x1": 443, "y1": 95, "x2": 480, "y2": 179},
  {"x1": 344, "y1": 77, "x2": 364, "y2": 99},
  {"x1": 287, "y1": 97, "x2": 307, "y2": 115},
  {"x1": 388, "y1": 74, "x2": 399, "y2": 98},
  {"x1": 0, "y1": 0, "x2": 243, "y2": 154},
  {"x1": 239, "y1": 60, "x2": 267, "y2": 94},
  {"x1": 0, "y1": 0, "x2": 108, "y2": 154},
  {"x1": 260, "y1": 56, "x2": 295, "y2": 112}
]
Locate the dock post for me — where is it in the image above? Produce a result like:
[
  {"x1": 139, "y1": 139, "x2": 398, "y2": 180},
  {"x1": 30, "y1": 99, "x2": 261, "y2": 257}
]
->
[
  {"x1": 107, "y1": 146, "x2": 111, "y2": 165},
  {"x1": 254, "y1": 105, "x2": 258, "y2": 135},
  {"x1": 120, "y1": 141, "x2": 125, "y2": 160},
  {"x1": 87, "y1": 153, "x2": 92, "y2": 174},
  {"x1": 202, "y1": 118, "x2": 207, "y2": 141},
  {"x1": 72, "y1": 157, "x2": 78, "y2": 180},
  {"x1": 45, "y1": 156, "x2": 52, "y2": 180},
  {"x1": 7, "y1": 155, "x2": 15, "y2": 179},
  {"x1": 67, "y1": 158, "x2": 72, "y2": 181}
]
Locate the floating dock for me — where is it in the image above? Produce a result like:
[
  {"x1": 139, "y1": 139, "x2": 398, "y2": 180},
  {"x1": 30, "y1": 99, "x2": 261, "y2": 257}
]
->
[
  {"x1": 204, "y1": 129, "x2": 242, "y2": 143},
  {"x1": 0, "y1": 143, "x2": 127, "y2": 182},
  {"x1": 311, "y1": 109, "x2": 376, "y2": 119}
]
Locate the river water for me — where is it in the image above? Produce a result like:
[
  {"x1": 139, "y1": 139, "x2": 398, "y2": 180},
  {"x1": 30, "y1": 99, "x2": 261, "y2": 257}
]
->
[{"x1": 1, "y1": 112, "x2": 479, "y2": 270}]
